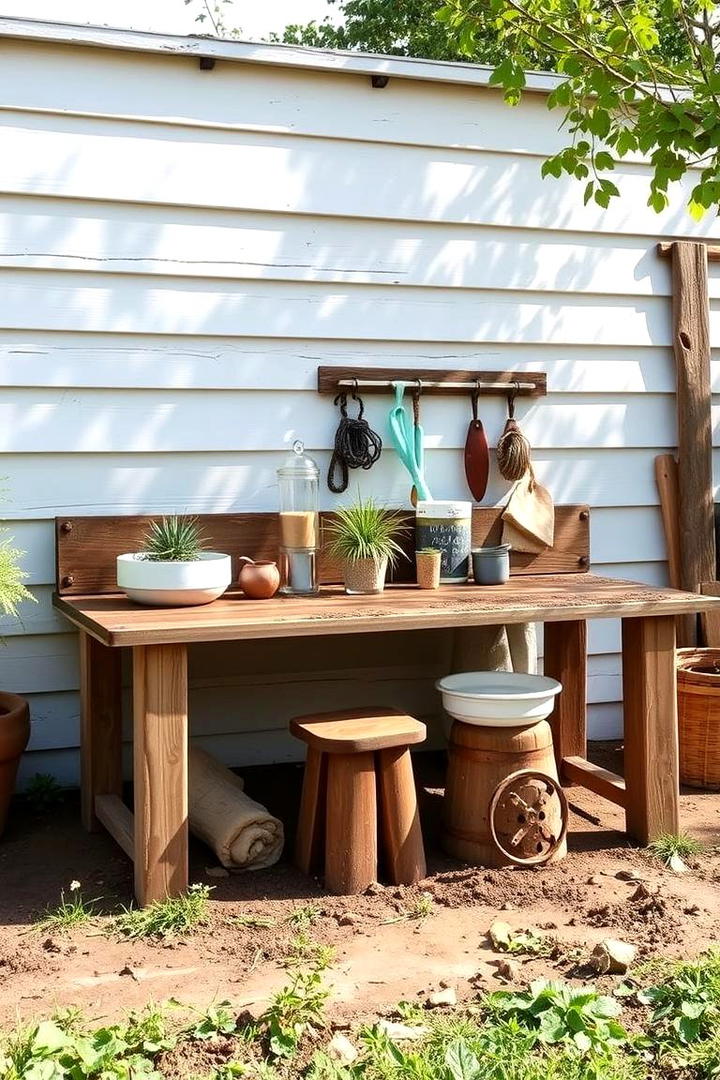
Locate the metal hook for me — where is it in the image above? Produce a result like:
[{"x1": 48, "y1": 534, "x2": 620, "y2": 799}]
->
[
  {"x1": 471, "y1": 378, "x2": 481, "y2": 423},
  {"x1": 508, "y1": 379, "x2": 520, "y2": 419}
]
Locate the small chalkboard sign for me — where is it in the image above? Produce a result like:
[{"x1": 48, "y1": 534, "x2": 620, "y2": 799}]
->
[{"x1": 415, "y1": 501, "x2": 472, "y2": 582}]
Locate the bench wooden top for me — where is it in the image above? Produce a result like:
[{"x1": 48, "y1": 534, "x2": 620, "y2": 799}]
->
[{"x1": 53, "y1": 574, "x2": 720, "y2": 648}]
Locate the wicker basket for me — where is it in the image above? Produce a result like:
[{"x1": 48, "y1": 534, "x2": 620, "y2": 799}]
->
[{"x1": 677, "y1": 647, "x2": 720, "y2": 790}]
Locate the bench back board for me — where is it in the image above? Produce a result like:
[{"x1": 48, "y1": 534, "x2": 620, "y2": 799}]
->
[{"x1": 55, "y1": 507, "x2": 590, "y2": 596}]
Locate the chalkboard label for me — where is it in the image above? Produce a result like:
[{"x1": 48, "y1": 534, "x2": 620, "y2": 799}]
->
[{"x1": 415, "y1": 516, "x2": 471, "y2": 581}]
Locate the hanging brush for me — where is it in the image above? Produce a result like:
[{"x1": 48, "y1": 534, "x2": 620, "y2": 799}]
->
[{"x1": 496, "y1": 382, "x2": 532, "y2": 482}]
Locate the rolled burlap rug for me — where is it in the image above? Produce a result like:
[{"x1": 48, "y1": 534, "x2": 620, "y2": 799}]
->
[{"x1": 189, "y1": 746, "x2": 284, "y2": 870}]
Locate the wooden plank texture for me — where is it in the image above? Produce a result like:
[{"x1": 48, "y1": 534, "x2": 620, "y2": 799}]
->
[
  {"x1": 671, "y1": 242, "x2": 716, "y2": 646},
  {"x1": 79, "y1": 632, "x2": 122, "y2": 831},
  {"x1": 700, "y1": 581, "x2": 720, "y2": 647},
  {"x1": 95, "y1": 793, "x2": 135, "y2": 858},
  {"x1": 54, "y1": 575, "x2": 720, "y2": 648},
  {"x1": 561, "y1": 756, "x2": 626, "y2": 808},
  {"x1": 55, "y1": 507, "x2": 590, "y2": 595},
  {"x1": 133, "y1": 643, "x2": 189, "y2": 904},
  {"x1": 317, "y1": 367, "x2": 546, "y2": 397},
  {"x1": 543, "y1": 621, "x2": 587, "y2": 769},
  {"x1": 621, "y1": 615, "x2": 679, "y2": 843}
]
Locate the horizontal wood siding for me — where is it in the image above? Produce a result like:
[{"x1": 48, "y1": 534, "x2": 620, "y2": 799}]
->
[{"x1": 3, "y1": 32, "x2": 718, "y2": 784}]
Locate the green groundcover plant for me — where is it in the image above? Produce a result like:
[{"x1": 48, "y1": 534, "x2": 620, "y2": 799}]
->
[{"x1": 5, "y1": 949, "x2": 720, "y2": 1079}]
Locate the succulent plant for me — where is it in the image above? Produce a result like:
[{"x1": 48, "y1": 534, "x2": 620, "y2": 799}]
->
[
  {"x1": 141, "y1": 515, "x2": 206, "y2": 562},
  {"x1": 325, "y1": 496, "x2": 408, "y2": 566}
]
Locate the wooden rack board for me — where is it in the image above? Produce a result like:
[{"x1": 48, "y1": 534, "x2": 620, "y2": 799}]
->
[
  {"x1": 55, "y1": 506, "x2": 590, "y2": 596},
  {"x1": 317, "y1": 367, "x2": 547, "y2": 397}
]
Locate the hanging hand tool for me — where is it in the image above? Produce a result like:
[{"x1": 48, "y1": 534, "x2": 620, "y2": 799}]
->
[
  {"x1": 497, "y1": 382, "x2": 532, "y2": 483},
  {"x1": 388, "y1": 382, "x2": 432, "y2": 502},
  {"x1": 464, "y1": 382, "x2": 489, "y2": 502},
  {"x1": 327, "y1": 384, "x2": 382, "y2": 493}
]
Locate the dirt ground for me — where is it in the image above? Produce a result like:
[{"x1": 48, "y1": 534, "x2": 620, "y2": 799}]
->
[{"x1": 1, "y1": 744, "x2": 719, "y2": 1028}]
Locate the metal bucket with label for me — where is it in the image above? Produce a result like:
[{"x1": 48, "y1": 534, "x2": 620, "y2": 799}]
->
[{"x1": 415, "y1": 501, "x2": 472, "y2": 583}]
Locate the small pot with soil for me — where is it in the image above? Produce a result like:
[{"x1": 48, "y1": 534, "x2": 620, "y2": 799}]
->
[
  {"x1": 0, "y1": 692, "x2": 30, "y2": 835},
  {"x1": 416, "y1": 548, "x2": 441, "y2": 590}
]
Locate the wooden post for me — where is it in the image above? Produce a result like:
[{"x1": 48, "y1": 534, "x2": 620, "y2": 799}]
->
[
  {"x1": 543, "y1": 621, "x2": 587, "y2": 773},
  {"x1": 377, "y1": 746, "x2": 426, "y2": 886},
  {"x1": 133, "y1": 643, "x2": 189, "y2": 905},
  {"x1": 294, "y1": 746, "x2": 327, "y2": 875},
  {"x1": 79, "y1": 632, "x2": 122, "y2": 831},
  {"x1": 670, "y1": 241, "x2": 715, "y2": 646},
  {"x1": 324, "y1": 751, "x2": 377, "y2": 895},
  {"x1": 622, "y1": 615, "x2": 679, "y2": 843}
]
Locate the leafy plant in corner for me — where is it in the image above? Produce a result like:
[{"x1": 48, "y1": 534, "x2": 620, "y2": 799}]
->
[
  {"x1": 0, "y1": 522, "x2": 35, "y2": 619},
  {"x1": 489, "y1": 979, "x2": 628, "y2": 1055},
  {"x1": 24, "y1": 772, "x2": 64, "y2": 815},
  {"x1": 141, "y1": 515, "x2": 207, "y2": 562}
]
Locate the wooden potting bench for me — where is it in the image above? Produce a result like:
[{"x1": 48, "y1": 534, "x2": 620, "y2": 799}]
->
[{"x1": 53, "y1": 509, "x2": 720, "y2": 905}]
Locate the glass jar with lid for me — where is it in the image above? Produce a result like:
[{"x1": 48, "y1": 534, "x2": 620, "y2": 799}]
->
[{"x1": 277, "y1": 440, "x2": 320, "y2": 595}]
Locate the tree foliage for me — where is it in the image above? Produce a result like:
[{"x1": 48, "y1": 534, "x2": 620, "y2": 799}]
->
[
  {"x1": 438, "y1": 0, "x2": 719, "y2": 216},
  {"x1": 277, "y1": 0, "x2": 513, "y2": 62}
]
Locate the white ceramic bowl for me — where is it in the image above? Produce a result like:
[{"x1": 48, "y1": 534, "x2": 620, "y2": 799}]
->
[
  {"x1": 117, "y1": 552, "x2": 232, "y2": 607},
  {"x1": 435, "y1": 671, "x2": 562, "y2": 727}
]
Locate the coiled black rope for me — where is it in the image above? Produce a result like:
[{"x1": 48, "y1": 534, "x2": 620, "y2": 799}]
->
[{"x1": 327, "y1": 391, "x2": 383, "y2": 493}]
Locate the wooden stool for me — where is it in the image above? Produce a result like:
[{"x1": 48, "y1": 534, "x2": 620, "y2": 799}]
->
[{"x1": 290, "y1": 707, "x2": 427, "y2": 895}]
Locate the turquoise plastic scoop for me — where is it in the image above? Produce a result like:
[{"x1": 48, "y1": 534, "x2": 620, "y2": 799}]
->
[{"x1": 388, "y1": 382, "x2": 431, "y2": 502}]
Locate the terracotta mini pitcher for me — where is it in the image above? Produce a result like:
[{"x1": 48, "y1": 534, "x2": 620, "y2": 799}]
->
[{"x1": 238, "y1": 557, "x2": 280, "y2": 600}]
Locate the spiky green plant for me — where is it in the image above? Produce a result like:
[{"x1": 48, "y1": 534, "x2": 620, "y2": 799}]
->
[
  {"x1": 141, "y1": 515, "x2": 206, "y2": 562},
  {"x1": 325, "y1": 497, "x2": 408, "y2": 567},
  {"x1": 0, "y1": 530, "x2": 35, "y2": 618}
]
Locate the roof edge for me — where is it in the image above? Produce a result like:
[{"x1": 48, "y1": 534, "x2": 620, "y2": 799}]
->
[{"x1": 0, "y1": 15, "x2": 560, "y2": 93}]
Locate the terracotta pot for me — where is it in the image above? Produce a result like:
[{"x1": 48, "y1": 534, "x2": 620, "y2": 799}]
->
[
  {"x1": 0, "y1": 691, "x2": 30, "y2": 836},
  {"x1": 238, "y1": 557, "x2": 281, "y2": 600},
  {"x1": 416, "y1": 551, "x2": 441, "y2": 589},
  {"x1": 343, "y1": 556, "x2": 388, "y2": 595}
]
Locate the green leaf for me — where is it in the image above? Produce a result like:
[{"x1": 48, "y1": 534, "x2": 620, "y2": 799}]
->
[
  {"x1": 444, "y1": 1038, "x2": 481, "y2": 1080},
  {"x1": 573, "y1": 1030, "x2": 592, "y2": 1052}
]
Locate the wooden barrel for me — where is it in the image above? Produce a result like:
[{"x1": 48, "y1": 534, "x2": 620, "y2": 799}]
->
[
  {"x1": 677, "y1": 648, "x2": 720, "y2": 790},
  {"x1": 442, "y1": 719, "x2": 566, "y2": 867}
]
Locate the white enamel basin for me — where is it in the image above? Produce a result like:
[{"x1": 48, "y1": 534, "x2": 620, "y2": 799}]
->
[{"x1": 436, "y1": 671, "x2": 562, "y2": 727}]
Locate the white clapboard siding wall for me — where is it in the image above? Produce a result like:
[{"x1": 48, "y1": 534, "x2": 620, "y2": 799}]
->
[{"x1": 1, "y1": 23, "x2": 719, "y2": 787}]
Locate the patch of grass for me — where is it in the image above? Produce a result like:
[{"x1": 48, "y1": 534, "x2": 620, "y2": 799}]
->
[
  {"x1": 382, "y1": 892, "x2": 434, "y2": 926},
  {"x1": 112, "y1": 883, "x2": 212, "y2": 940},
  {"x1": 228, "y1": 913, "x2": 277, "y2": 930},
  {"x1": 648, "y1": 831, "x2": 703, "y2": 865},
  {"x1": 34, "y1": 881, "x2": 98, "y2": 933},
  {"x1": 287, "y1": 903, "x2": 322, "y2": 930},
  {"x1": 284, "y1": 931, "x2": 335, "y2": 972}
]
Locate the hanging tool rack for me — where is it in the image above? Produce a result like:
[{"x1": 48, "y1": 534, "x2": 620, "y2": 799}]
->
[{"x1": 317, "y1": 367, "x2": 547, "y2": 397}]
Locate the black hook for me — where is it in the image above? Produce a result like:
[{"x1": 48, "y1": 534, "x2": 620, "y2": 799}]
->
[
  {"x1": 471, "y1": 378, "x2": 481, "y2": 423},
  {"x1": 508, "y1": 379, "x2": 520, "y2": 419}
]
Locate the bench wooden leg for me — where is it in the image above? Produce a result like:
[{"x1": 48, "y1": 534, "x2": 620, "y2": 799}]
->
[
  {"x1": 295, "y1": 747, "x2": 327, "y2": 875},
  {"x1": 543, "y1": 620, "x2": 587, "y2": 775},
  {"x1": 378, "y1": 746, "x2": 426, "y2": 886},
  {"x1": 79, "y1": 632, "x2": 122, "y2": 832},
  {"x1": 622, "y1": 615, "x2": 679, "y2": 843},
  {"x1": 133, "y1": 643, "x2": 189, "y2": 905},
  {"x1": 325, "y1": 751, "x2": 377, "y2": 895}
]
